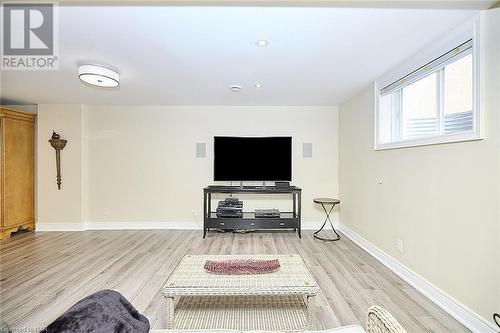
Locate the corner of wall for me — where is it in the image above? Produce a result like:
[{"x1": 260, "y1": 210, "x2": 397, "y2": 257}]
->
[{"x1": 81, "y1": 104, "x2": 89, "y2": 223}]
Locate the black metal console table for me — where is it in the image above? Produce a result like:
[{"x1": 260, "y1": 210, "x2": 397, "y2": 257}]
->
[{"x1": 203, "y1": 185, "x2": 302, "y2": 238}]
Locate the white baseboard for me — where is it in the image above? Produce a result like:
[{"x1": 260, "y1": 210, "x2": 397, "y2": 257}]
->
[
  {"x1": 301, "y1": 221, "x2": 319, "y2": 230},
  {"x1": 36, "y1": 222, "x2": 86, "y2": 231},
  {"x1": 36, "y1": 221, "x2": 200, "y2": 231},
  {"x1": 338, "y1": 224, "x2": 497, "y2": 333},
  {"x1": 85, "y1": 221, "x2": 200, "y2": 230},
  {"x1": 37, "y1": 221, "x2": 319, "y2": 231},
  {"x1": 302, "y1": 220, "x2": 340, "y2": 230}
]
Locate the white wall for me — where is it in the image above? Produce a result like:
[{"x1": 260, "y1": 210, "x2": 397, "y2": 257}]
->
[
  {"x1": 37, "y1": 105, "x2": 339, "y2": 228},
  {"x1": 37, "y1": 104, "x2": 85, "y2": 225},
  {"x1": 338, "y1": 9, "x2": 499, "y2": 328}
]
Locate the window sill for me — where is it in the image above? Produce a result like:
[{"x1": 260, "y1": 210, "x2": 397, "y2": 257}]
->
[{"x1": 375, "y1": 131, "x2": 483, "y2": 151}]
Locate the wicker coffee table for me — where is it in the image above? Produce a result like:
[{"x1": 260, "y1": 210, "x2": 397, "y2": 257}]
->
[{"x1": 162, "y1": 254, "x2": 318, "y2": 331}]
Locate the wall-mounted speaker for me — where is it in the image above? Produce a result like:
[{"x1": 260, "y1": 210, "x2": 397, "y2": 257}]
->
[
  {"x1": 303, "y1": 143, "x2": 312, "y2": 158},
  {"x1": 196, "y1": 143, "x2": 206, "y2": 158}
]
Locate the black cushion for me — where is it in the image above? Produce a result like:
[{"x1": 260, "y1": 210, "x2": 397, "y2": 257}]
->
[{"x1": 41, "y1": 289, "x2": 150, "y2": 333}]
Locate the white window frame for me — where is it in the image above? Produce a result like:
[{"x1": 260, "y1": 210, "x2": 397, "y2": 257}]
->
[{"x1": 374, "y1": 16, "x2": 483, "y2": 151}]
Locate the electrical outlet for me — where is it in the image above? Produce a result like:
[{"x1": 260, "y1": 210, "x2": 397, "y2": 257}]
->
[
  {"x1": 192, "y1": 210, "x2": 196, "y2": 219},
  {"x1": 395, "y1": 238, "x2": 403, "y2": 253},
  {"x1": 104, "y1": 207, "x2": 110, "y2": 217}
]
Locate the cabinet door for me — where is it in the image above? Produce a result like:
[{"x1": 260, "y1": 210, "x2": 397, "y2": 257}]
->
[{"x1": 2, "y1": 117, "x2": 34, "y2": 227}]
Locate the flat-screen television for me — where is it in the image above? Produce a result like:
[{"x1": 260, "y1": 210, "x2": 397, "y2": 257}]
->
[{"x1": 214, "y1": 136, "x2": 292, "y2": 181}]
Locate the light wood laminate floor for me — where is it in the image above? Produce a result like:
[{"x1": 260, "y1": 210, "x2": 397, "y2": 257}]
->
[{"x1": 0, "y1": 230, "x2": 469, "y2": 332}]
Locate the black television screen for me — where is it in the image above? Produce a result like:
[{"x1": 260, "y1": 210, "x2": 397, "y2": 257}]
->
[{"x1": 214, "y1": 136, "x2": 292, "y2": 181}]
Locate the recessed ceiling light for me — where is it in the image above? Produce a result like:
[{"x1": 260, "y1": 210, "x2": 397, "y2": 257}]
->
[
  {"x1": 256, "y1": 40, "x2": 268, "y2": 47},
  {"x1": 229, "y1": 85, "x2": 242, "y2": 92},
  {"x1": 254, "y1": 83, "x2": 263, "y2": 88},
  {"x1": 78, "y1": 64, "x2": 119, "y2": 88}
]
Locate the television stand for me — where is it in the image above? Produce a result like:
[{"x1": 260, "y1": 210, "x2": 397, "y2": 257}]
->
[{"x1": 203, "y1": 185, "x2": 301, "y2": 238}]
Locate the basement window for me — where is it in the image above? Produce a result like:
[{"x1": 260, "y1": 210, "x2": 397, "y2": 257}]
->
[{"x1": 375, "y1": 38, "x2": 481, "y2": 150}]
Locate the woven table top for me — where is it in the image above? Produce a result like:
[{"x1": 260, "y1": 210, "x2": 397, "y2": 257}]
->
[{"x1": 162, "y1": 254, "x2": 319, "y2": 297}]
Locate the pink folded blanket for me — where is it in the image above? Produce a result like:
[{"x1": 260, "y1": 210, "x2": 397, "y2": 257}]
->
[{"x1": 204, "y1": 258, "x2": 280, "y2": 275}]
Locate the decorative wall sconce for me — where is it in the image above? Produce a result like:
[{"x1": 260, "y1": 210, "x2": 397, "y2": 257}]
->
[{"x1": 49, "y1": 131, "x2": 67, "y2": 190}]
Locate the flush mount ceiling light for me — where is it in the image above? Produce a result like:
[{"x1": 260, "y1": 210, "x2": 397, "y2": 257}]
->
[
  {"x1": 254, "y1": 83, "x2": 263, "y2": 88},
  {"x1": 255, "y1": 40, "x2": 268, "y2": 47},
  {"x1": 78, "y1": 64, "x2": 119, "y2": 88},
  {"x1": 229, "y1": 85, "x2": 242, "y2": 92}
]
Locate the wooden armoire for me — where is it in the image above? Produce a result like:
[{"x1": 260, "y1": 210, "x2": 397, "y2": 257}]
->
[{"x1": 0, "y1": 107, "x2": 36, "y2": 240}]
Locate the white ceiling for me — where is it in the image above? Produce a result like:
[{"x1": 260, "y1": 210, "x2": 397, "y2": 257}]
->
[{"x1": 0, "y1": 5, "x2": 487, "y2": 106}]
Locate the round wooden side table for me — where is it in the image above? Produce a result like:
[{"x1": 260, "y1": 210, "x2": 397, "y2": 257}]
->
[{"x1": 313, "y1": 198, "x2": 340, "y2": 241}]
